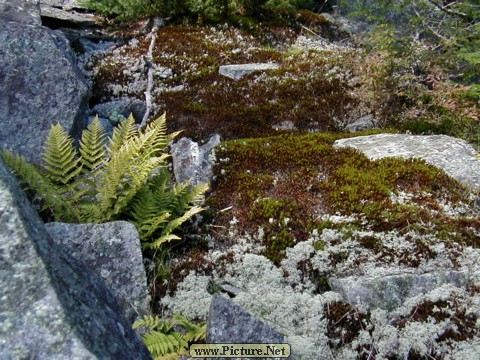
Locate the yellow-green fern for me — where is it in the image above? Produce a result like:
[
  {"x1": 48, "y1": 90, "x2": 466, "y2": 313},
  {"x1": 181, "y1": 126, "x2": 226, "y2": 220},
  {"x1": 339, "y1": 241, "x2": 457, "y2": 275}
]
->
[
  {"x1": 133, "y1": 314, "x2": 206, "y2": 360},
  {"x1": 0, "y1": 113, "x2": 207, "y2": 248}
]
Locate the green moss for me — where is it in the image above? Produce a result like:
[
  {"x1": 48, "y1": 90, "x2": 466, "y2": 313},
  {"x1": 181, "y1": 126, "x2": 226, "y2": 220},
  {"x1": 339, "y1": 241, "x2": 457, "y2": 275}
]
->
[{"x1": 208, "y1": 130, "x2": 479, "y2": 264}]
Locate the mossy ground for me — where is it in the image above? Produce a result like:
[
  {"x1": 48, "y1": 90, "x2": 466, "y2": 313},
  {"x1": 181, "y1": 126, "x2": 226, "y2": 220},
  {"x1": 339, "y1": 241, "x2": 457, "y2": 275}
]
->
[
  {"x1": 206, "y1": 131, "x2": 479, "y2": 265},
  {"x1": 82, "y1": 15, "x2": 480, "y2": 359}
]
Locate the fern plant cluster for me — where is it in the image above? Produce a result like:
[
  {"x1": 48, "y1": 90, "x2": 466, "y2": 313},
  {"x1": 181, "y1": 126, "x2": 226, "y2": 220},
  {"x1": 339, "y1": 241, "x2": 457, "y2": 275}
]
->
[
  {"x1": 1, "y1": 114, "x2": 207, "y2": 249},
  {"x1": 133, "y1": 314, "x2": 206, "y2": 360}
]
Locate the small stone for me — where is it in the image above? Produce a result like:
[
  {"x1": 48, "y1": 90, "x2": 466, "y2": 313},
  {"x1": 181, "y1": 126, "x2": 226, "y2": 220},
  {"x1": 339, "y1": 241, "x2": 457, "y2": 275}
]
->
[
  {"x1": 219, "y1": 63, "x2": 279, "y2": 80},
  {"x1": 171, "y1": 134, "x2": 221, "y2": 186},
  {"x1": 344, "y1": 114, "x2": 376, "y2": 132}
]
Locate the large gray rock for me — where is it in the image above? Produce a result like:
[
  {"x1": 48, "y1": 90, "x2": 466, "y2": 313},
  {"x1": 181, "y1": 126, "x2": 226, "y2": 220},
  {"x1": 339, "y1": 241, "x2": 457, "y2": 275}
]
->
[
  {"x1": 0, "y1": 158, "x2": 152, "y2": 359},
  {"x1": 45, "y1": 221, "x2": 150, "y2": 324},
  {"x1": 329, "y1": 270, "x2": 469, "y2": 311},
  {"x1": 219, "y1": 63, "x2": 279, "y2": 80},
  {"x1": 171, "y1": 135, "x2": 221, "y2": 186},
  {"x1": 207, "y1": 295, "x2": 289, "y2": 359},
  {"x1": 333, "y1": 134, "x2": 480, "y2": 189},
  {"x1": 0, "y1": 0, "x2": 41, "y2": 25},
  {"x1": 0, "y1": 18, "x2": 90, "y2": 164}
]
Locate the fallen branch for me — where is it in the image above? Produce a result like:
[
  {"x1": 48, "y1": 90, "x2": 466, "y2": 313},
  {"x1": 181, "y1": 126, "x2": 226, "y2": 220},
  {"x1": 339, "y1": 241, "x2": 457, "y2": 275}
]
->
[{"x1": 139, "y1": 17, "x2": 163, "y2": 130}]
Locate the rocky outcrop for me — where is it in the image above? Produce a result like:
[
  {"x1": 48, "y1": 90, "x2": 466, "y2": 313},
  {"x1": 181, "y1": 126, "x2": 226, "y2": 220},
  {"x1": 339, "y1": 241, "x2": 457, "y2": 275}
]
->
[
  {"x1": 171, "y1": 135, "x2": 221, "y2": 186},
  {"x1": 219, "y1": 63, "x2": 279, "y2": 80},
  {"x1": 0, "y1": 2, "x2": 90, "y2": 164},
  {"x1": 207, "y1": 295, "x2": 290, "y2": 359},
  {"x1": 333, "y1": 134, "x2": 480, "y2": 189},
  {"x1": 45, "y1": 221, "x2": 150, "y2": 324},
  {"x1": 0, "y1": 158, "x2": 151, "y2": 359}
]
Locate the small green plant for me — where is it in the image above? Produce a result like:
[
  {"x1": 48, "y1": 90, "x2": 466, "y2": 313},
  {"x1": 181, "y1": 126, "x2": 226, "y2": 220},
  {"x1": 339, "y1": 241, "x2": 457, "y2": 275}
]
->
[
  {"x1": 133, "y1": 314, "x2": 206, "y2": 359},
  {"x1": 0, "y1": 114, "x2": 207, "y2": 249}
]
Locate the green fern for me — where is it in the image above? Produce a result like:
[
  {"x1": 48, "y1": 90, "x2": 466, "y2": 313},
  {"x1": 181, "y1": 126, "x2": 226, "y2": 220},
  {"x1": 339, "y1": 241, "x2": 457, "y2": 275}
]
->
[
  {"x1": 130, "y1": 173, "x2": 208, "y2": 249},
  {"x1": 0, "y1": 113, "x2": 208, "y2": 248},
  {"x1": 41, "y1": 124, "x2": 83, "y2": 185},
  {"x1": 0, "y1": 150, "x2": 80, "y2": 222},
  {"x1": 133, "y1": 314, "x2": 206, "y2": 359}
]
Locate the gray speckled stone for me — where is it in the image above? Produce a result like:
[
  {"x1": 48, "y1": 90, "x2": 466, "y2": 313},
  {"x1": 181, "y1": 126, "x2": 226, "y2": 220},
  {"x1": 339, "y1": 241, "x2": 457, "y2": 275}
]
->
[
  {"x1": 329, "y1": 270, "x2": 469, "y2": 311},
  {"x1": 45, "y1": 221, "x2": 150, "y2": 324},
  {"x1": 0, "y1": 158, "x2": 151, "y2": 359},
  {"x1": 207, "y1": 295, "x2": 288, "y2": 360},
  {"x1": 172, "y1": 134, "x2": 220, "y2": 186},
  {"x1": 0, "y1": 17, "x2": 89, "y2": 164},
  {"x1": 333, "y1": 134, "x2": 480, "y2": 189},
  {"x1": 219, "y1": 63, "x2": 279, "y2": 80},
  {"x1": 0, "y1": 0, "x2": 41, "y2": 25}
]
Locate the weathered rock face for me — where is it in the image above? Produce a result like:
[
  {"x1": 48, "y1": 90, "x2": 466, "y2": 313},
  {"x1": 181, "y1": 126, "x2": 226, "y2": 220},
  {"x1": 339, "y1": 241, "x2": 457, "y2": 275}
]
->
[
  {"x1": 171, "y1": 135, "x2": 221, "y2": 186},
  {"x1": 329, "y1": 270, "x2": 469, "y2": 311},
  {"x1": 219, "y1": 63, "x2": 279, "y2": 80},
  {"x1": 207, "y1": 295, "x2": 288, "y2": 359},
  {"x1": 0, "y1": 19, "x2": 90, "y2": 164},
  {"x1": 45, "y1": 221, "x2": 150, "y2": 324},
  {"x1": 333, "y1": 134, "x2": 480, "y2": 189},
  {"x1": 0, "y1": 158, "x2": 152, "y2": 359},
  {"x1": 0, "y1": 0, "x2": 41, "y2": 25},
  {"x1": 39, "y1": 0, "x2": 100, "y2": 27}
]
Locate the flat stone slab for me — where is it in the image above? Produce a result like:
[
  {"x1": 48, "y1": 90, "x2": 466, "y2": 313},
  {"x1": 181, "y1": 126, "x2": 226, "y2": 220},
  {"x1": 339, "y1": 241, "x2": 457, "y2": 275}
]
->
[
  {"x1": 219, "y1": 63, "x2": 279, "y2": 80},
  {"x1": 329, "y1": 270, "x2": 469, "y2": 311},
  {"x1": 333, "y1": 134, "x2": 480, "y2": 189},
  {"x1": 40, "y1": 4, "x2": 100, "y2": 26}
]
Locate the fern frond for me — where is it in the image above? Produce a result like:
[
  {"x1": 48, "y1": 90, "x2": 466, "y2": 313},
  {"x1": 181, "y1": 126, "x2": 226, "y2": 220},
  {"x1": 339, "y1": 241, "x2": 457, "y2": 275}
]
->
[
  {"x1": 162, "y1": 205, "x2": 204, "y2": 237},
  {"x1": 133, "y1": 315, "x2": 164, "y2": 332},
  {"x1": 170, "y1": 182, "x2": 209, "y2": 214},
  {"x1": 144, "y1": 331, "x2": 185, "y2": 357},
  {"x1": 142, "y1": 206, "x2": 203, "y2": 249},
  {"x1": 80, "y1": 115, "x2": 107, "y2": 173},
  {"x1": 0, "y1": 150, "x2": 80, "y2": 222},
  {"x1": 130, "y1": 186, "x2": 161, "y2": 222},
  {"x1": 135, "y1": 212, "x2": 171, "y2": 241},
  {"x1": 172, "y1": 314, "x2": 206, "y2": 343},
  {"x1": 109, "y1": 114, "x2": 139, "y2": 155},
  {"x1": 41, "y1": 124, "x2": 82, "y2": 185},
  {"x1": 155, "y1": 353, "x2": 180, "y2": 360}
]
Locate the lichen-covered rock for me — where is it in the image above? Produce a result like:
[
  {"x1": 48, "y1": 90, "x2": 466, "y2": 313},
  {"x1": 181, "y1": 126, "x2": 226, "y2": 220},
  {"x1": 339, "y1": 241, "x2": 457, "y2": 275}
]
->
[
  {"x1": 171, "y1": 134, "x2": 220, "y2": 186},
  {"x1": 0, "y1": 16, "x2": 89, "y2": 164},
  {"x1": 0, "y1": 158, "x2": 151, "y2": 359},
  {"x1": 333, "y1": 134, "x2": 480, "y2": 189},
  {"x1": 219, "y1": 63, "x2": 279, "y2": 80},
  {"x1": 45, "y1": 221, "x2": 150, "y2": 324},
  {"x1": 329, "y1": 270, "x2": 469, "y2": 311},
  {"x1": 0, "y1": 0, "x2": 41, "y2": 25},
  {"x1": 207, "y1": 295, "x2": 287, "y2": 355}
]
